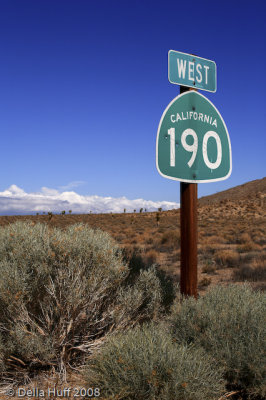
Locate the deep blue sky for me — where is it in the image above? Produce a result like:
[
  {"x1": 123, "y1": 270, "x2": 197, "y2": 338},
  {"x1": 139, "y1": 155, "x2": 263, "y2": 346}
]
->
[{"x1": 0, "y1": 0, "x2": 265, "y2": 213}]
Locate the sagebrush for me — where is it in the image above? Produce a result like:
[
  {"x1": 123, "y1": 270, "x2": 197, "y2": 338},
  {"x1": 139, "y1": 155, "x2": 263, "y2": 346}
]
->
[
  {"x1": 84, "y1": 322, "x2": 226, "y2": 400},
  {"x1": 0, "y1": 221, "x2": 169, "y2": 381},
  {"x1": 168, "y1": 284, "x2": 266, "y2": 398}
]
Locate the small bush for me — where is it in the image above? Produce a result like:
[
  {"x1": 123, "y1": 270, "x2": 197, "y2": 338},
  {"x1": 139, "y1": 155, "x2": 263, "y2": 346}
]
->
[
  {"x1": 201, "y1": 235, "x2": 227, "y2": 245},
  {"x1": 238, "y1": 232, "x2": 252, "y2": 244},
  {"x1": 214, "y1": 249, "x2": 240, "y2": 267},
  {"x1": 198, "y1": 277, "x2": 211, "y2": 287},
  {"x1": 122, "y1": 247, "x2": 176, "y2": 313},
  {"x1": 201, "y1": 257, "x2": 217, "y2": 274},
  {"x1": 143, "y1": 249, "x2": 158, "y2": 266},
  {"x1": 233, "y1": 264, "x2": 266, "y2": 282},
  {"x1": 168, "y1": 284, "x2": 266, "y2": 398},
  {"x1": 238, "y1": 242, "x2": 262, "y2": 252},
  {"x1": 144, "y1": 236, "x2": 154, "y2": 245},
  {"x1": 202, "y1": 263, "x2": 216, "y2": 274},
  {"x1": 160, "y1": 230, "x2": 180, "y2": 249},
  {"x1": 84, "y1": 322, "x2": 226, "y2": 400}
]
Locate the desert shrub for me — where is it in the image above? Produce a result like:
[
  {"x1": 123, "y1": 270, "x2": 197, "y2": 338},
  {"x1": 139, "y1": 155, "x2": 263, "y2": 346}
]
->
[
  {"x1": 122, "y1": 246, "x2": 176, "y2": 312},
  {"x1": 144, "y1": 235, "x2": 154, "y2": 245},
  {"x1": 214, "y1": 249, "x2": 240, "y2": 267},
  {"x1": 202, "y1": 262, "x2": 216, "y2": 274},
  {"x1": 0, "y1": 221, "x2": 168, "y2": 379},
  {"x1": 168, "y1": 284, "x2": 266, "y2": 398},
  {"x1": 238, "y1": 232, "x2": 252, "y2": 244},
  {"x1": 122, "y1": 246, "x2": 146, "y2": 279},
  {"x1": 224, "y1": 233, "x2": 235, "y2": 244},
  {"x1": 238, "y1": 242, "x2": 262, "y2": 252},
  {"x1": 253, "y1": 232, "x2": 266, "y2": 245},
  {"x1": 160, "y1": 229, "x2": 180, "y2": 249},
  {"x1": 233, "y1": 264, "x2": 266, "y2": 282},
  {"x1": 201, "y1": 257, "x2": 217, "y2": 274},
  {"x1": 198, "y1": 277, "x2": 211, "y2": 287},
  {"x1": 252, "y1": 254, "x2": 266, "y2": 266},
  {"x1": 240, "y1": 251, "x2": 261, "y2": 264},
  {"x1": 143, "y1": 249, "x2": 158, "y2": 266},
  {"x1": 201, "y1": 235, "x2": 227, "y2": 245},
  {"x1": 84, "y1": 322, "x2": 226, "y2": 400}
]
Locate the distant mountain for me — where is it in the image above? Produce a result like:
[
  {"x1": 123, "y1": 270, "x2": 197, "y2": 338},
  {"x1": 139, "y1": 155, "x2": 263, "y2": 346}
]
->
[{"x1": 198, "y1": 177, "x2": 266, "y2": 206}]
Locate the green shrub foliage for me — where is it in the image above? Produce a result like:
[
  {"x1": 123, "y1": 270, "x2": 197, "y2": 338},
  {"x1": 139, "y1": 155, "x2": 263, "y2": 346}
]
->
[
  {"x1": 168, "y1": 284, "x2": 266, "y2": 398},
  {"x1": 0, "y1": 221, "x2": 165, "y2": 378},
  {"x1": 122, "y1": 247, "x2": 176, "y2": 312},
  {"x1": 84, "y1": 322, "x2": 226, "y2": 400}
]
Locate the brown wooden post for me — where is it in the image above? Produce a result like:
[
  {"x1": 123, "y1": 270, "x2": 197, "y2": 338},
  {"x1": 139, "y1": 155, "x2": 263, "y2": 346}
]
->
[{"x1": 180, "y1": 85, "x2": 198, "y2": 298}]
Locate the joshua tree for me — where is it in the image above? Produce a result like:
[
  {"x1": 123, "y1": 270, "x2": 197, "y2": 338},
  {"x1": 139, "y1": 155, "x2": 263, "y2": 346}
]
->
[
  {"x1": 61, "y1": 210, "x2": 66, "y2": 215},
  {"x1": 156, "y1": 212, "x2": 160, "y2": 226},
  {"x1": 139, "y1": 208, "x2": 143, "y2": 213},
  {"x1": 158, "y1": 207, "x2": 162, "y2": 212},
  {"x1": 134, "y1": 209, "x2": 136, "y2": 213},
  {"x1": 124, "y1": 208, "x2": 126, "y2": 213},
  {"x1": 69, "y1": 210, "x2": 72, "y2": 214},
  {"x1": 144, "y1": 208, "x2": 147, "y2": 212}
]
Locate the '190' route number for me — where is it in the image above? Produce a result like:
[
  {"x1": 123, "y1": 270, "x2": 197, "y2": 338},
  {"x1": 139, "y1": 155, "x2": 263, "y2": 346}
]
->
[{"x1": 168, "y1": 128, "x2": 222, "y2": 169}]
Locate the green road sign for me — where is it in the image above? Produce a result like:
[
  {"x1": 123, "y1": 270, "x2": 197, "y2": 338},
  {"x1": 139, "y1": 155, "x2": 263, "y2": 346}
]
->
[
  {"x1": 156, "y1": 91, "x2": 232, "y2": 183},
  {"x1": 168, "y1": 50, "x2": 216, "y2": 92}
]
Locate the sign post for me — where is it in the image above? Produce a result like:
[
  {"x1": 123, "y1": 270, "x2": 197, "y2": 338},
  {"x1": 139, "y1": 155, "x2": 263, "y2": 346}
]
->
[
  {"x1": 156, "y1": 51, "x2": 232, "y2": 298},
  {"x1": 179, "y1": 86, "x2": 198, "y2": 297}
]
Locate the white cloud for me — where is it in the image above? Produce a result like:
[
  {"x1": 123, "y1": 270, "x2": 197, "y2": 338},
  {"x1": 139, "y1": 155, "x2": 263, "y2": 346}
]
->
[
  {"x1": 58, "y1": 181, "x2": 87, "y2": 191},
  {"x1": 40, "y1": 187, "x2": 60, "y2": 196},
  {"x1": 0, "y1": 184, "x2": 179, "y2": 215},
  {"x1": 1, "y1": 184, "x2": 27, "y2": 196}
]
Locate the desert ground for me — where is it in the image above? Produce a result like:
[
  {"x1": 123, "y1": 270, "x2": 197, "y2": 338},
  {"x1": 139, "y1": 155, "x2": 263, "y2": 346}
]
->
[
  {"x1": 1, "y1": 177, "x2": 265, "y2": 296},
  {"x1": 0, "y1": 177, "x2": 265, "y2": 399}
]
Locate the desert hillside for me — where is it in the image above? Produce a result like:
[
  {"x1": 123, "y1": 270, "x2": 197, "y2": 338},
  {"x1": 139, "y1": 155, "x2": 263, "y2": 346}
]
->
[{"x1": 199, "y1": 177, "x2": 266, "y2": 205}]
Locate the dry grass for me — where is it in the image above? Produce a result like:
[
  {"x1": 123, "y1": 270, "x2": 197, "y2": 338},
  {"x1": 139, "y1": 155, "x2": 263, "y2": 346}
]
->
[
  {"x1": 158, "y1": 229, "x2": 180, "y2": 250},
  {"x1": 233, "y1": 256, "x2": 266, "y2": 282},
  {"x1": 238, "y1": 242, "x2": 262, "y2": 252},
  {"x1": 214, "y1": 249, "x2": 240, "y2": 268},
  {"x1": 202, "y1": 262, "x2": 217, "y2": 274},
  {"x1": 238, "y1": 232, "x2": 252, "y2": 244},
  {"x1": 233, "y1": 265, "x2": 266, "y2": 282},
  {"x1": 142, "y1": 249, "x2": 159, "y2": 266},
  {"x1": 199, "y1": 277, "x2": 212, "y2": 287}
]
